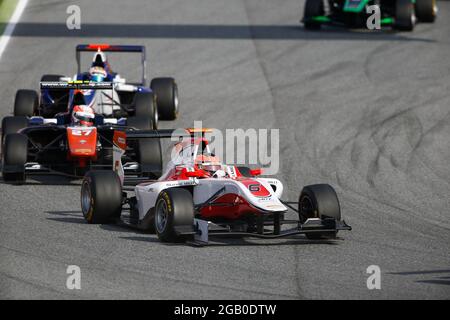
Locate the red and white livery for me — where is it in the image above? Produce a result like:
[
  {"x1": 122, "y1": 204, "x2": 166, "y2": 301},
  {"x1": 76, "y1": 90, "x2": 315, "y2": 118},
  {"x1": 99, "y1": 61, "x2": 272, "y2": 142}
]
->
[{"x1": 81, "y1": 128, "x2": 351, "y2": 244}]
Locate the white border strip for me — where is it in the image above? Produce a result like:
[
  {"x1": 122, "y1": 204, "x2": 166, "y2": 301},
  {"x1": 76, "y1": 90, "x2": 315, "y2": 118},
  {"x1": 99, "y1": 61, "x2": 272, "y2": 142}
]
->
[{"x1": 0, "y1": 0, "x2": 29, "y2": 60}]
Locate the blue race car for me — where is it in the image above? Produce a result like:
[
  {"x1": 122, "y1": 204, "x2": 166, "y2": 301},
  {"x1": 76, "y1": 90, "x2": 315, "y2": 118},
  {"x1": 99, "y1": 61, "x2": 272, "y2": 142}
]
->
[{"x1": 13, "y1": 44, "x2": 180, "y2": 130}]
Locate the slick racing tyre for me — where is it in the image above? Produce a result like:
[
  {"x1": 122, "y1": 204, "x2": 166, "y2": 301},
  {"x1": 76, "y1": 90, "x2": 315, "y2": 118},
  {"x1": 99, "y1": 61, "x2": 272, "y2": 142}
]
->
[
  {"x1": 2, "y1": 133, "x2": 28, "y2": 184},
  {"x1": 137, "y1": 138, "x2": 162, "y2": 179},
  {"x1": 127, "y1": 116, "x2": 152, "y2": 130},
  {"x1": 298, "y1": 184, "x2": 341, "y2": 240},
  {"x1": 150, "y1": 78, "x2": 179, "y2": 120},
  {"x1": 395, "y1": 0, "x2": 416, "y2": 31},
  {"x1": 40, "y1": 74, "x2": 68, "y2": 116},
  {"x1": 415, "y1": 0, "x2": 437, "y2": 23},
  {"x1": 14, "y1": 90, "x2": 38, "y2": 117},
  {"x1": 1, "y1": 116, "x2": 28, "y2": 147},
  {"x1": 126, "y1": 117, "x2": 162, "y2": 178},
  {"x1": 134, "y1": 92, "x2": 158, "y2": 130},
  {"x1": 155, "y1": 188, "x2": 194, "y2": 243},
  {"x1": 303, "y1": 0, "x2": 325, "y2": 30},
  {"x1": 81, "y1": 171, "x2": 122, "y2": 224},
  {"x1": 40, "y1": 74, "x2": 64, "y2": 82}
]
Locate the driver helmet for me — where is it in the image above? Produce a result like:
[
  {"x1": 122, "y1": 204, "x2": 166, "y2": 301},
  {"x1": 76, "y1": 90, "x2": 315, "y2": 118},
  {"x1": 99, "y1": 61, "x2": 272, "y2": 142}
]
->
[
  {"x1": 89, "y1": 66, "x2": 107, "y2": 82},
  {"x1": 195, "y1": 155, "x2": 222, "y2": 175},
  {"x1": 72, "y1": 105, "x2": 95, "y2": 126}
]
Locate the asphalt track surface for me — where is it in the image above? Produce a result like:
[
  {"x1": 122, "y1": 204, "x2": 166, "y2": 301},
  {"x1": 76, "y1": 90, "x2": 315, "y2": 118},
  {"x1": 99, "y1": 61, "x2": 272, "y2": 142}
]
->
[{"x1": 0, "y1": 0, "x2": 449, "y2": 299}]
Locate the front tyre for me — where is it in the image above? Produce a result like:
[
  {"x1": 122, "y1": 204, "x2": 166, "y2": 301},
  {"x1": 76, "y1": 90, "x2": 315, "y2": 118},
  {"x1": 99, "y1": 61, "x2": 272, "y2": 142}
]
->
[
  {"x1": 1, "y1": 116, "x2": 28, "y2": 146},
  {"x1": 155, "y1": 188, "x2": 194, "y2": 242},
  {"x1": 2, "y1": 133, "x2": 28, "y2": 183},
  {"x1": 298, "y1": 184, "x2": 341, "y2": 240},
  {"x1": 81, "y1": 171, "x2": 123, "y2": 224},
  {"x1": 150, "y1": 78, "x2": 179, "y2": 120}
]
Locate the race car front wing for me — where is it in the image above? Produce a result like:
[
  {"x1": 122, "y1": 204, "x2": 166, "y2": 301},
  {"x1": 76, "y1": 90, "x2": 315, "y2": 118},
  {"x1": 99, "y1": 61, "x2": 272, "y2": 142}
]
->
[{"x1": 190, "y1": 217, "x2": 352, "y2": 244}]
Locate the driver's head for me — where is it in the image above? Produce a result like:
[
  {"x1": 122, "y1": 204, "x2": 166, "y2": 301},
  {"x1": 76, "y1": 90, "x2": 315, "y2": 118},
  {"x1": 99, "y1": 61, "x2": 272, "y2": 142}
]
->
[
  {"x1": 195, "y1": 155, "x2": 222, "y2": 173},
  {"x1": 89, "y1": 66, "x2": 107, "y2": 82},
  {"x1": 72, "y1": 105, "x2": 95, "y2": 126}
]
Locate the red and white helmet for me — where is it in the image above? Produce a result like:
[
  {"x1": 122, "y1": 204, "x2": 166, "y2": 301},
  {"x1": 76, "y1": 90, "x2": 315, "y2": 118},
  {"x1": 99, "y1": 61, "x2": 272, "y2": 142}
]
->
[
  {"x1": 72, "y1": 105, "x2": 95, "y2": 126},
  {"x1": 195, "y1": 154, "x2": 222, "y2": 173}
]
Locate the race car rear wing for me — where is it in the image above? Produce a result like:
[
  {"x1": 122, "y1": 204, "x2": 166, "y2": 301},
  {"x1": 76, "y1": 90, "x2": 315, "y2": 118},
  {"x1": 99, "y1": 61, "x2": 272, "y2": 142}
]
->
[
  {"x1": 76, "y1": 44, "x2": 147, "y2": 86},
  {"x1": 76, "y1": 44, "x2": 145, "y2": 53},
  {"x1": 113, "y1": 129, "x2": 204, "y2": 184},
  {"x1": 40, "y1": 81, "x2": 114, "y2": 90},
  {"x1": 113, "y1": 129, "x2": 190, "y2": 184}
]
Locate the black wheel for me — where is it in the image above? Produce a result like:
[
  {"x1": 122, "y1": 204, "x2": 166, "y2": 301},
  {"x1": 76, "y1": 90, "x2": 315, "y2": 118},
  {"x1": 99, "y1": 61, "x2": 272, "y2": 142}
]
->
[
  {"x1": 14, "y1": 90, "x2": 38, "y2": 117},
  {"x1": 126, "y1": 117, "x2": 162, "y2": 178},
  {"x1": 395, "y1": 0, "x2": 416, "y2": 31},
  {"x1": 415, "y1": 0, "x2": 437, "y2": 23},
  {"x1": 303, "y1": 0, "x2": 325, "y2": 30},
  {"x1": 150, "y1": 77, "x2": 179, "y2": 120},
  {"x1": 298, "y1": 184, "x2": 341, "y2": 240},
  {"x1": 2, "y1": 133, "x2": 28, "y2": 183},
  {"x1": 81, "y1": 171, "x2": 122, "y2": 224},
  {"x1": 1, "y1": 116, "x2": 28, "y2": 146},
  {"x1": 40, "y1": 74, "x2": 64, "y2": 82},
  {"x1": 127, "y1": 116, "x2": 152, "y2": 130},
  {"x1": 40, "y1": 74, "x2": 68, "y2": 117},
  {"x1": 154, "y1": 188, "x2": 194, "y2": 242},
  {"x1": 134, "y1": 92, "x2": 158, "y2": 130},
  {"x1": 137, "y1": 138, "x2": 162, "y2": 179},
  {"x1": 127, "y1": 117, "x2": 162, "y2": 179}
]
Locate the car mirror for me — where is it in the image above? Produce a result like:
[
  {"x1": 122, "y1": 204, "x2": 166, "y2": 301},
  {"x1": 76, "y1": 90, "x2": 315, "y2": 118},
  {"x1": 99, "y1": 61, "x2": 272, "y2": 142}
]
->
[{"x1": 250, "y1": 168, "x2": 263, "y2": 176}]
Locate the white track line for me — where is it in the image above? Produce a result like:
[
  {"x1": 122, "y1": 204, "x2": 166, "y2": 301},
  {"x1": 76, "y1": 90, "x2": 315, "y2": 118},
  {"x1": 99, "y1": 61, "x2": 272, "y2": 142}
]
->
[{"x1": 0, "y1": 0, "x2": 29, "y2": 60}]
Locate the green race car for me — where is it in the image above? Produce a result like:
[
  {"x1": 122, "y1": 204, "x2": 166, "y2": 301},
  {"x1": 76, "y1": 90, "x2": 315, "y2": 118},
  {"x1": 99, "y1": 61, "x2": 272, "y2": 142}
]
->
[{"x1": 302, "y1": 0, "x2": 437, "y2": 31}]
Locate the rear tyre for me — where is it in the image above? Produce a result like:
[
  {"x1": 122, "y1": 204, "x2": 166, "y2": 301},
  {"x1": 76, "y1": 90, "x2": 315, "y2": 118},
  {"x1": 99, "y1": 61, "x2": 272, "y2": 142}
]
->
[
  {"x1": 40, "y1": 74, "x2": 64, "y2": 82},
  {"x1": 40, "y1": 74, "x2": 67, "y2": 116},
  {"x1": 127, "y1": 117, "x2": 162, "y2": 178},
  {"x1": 14, "y1": 90, "x2": 38, "y2": 117},
  {"x1": 127, "y1": 116, "x2": 152, "y2": 130},
  {"x1": 395, "y1": 0, "x2": 416, "y2": 31},
  {"x1": 150, "y1": 78, "x2": 179, "y2": 120},
  {"x1": 303, "y1": 0, "x2": 324, "y2": 30},
  {"x1": 138, "y1": 138, "x2": 162, "y2": 179},
  {"x1": 415, "y1": 0, "x2": 437, "y2": 23},
  {"x1": 134, "y1": 92, "x2": 158, "y2": 130},
  {"x1": 298, "y1": 184, "x2": 341, "y2": 240},
  {"x1": 2, "y1": 133, "x2": 28, "y2": 183},
  {"x1": 154, "y1": 188, "x2": 194, "y2": 243},
  {"x1": 81, "y1": 171, "x2": 122, "y2": 224},
  {"x1": 1, "y1": 116, "x2": 28, "y2": 146}
]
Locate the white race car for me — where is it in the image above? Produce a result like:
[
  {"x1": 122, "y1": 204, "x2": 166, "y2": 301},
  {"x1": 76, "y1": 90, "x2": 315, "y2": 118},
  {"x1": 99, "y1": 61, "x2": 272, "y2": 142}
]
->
[{"x1": 80, "y1": 128, "x2": 351, "y2": 244}]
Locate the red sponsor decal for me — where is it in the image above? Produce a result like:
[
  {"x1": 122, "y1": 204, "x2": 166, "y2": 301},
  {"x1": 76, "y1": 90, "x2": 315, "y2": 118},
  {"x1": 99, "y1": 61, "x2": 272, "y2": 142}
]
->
[
  {"x1": 67, "y1": 127, "x2": 97, "y2": 157},
  {"x1": 113, "y1": 131, "x2": 127, "y2": 150}
]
